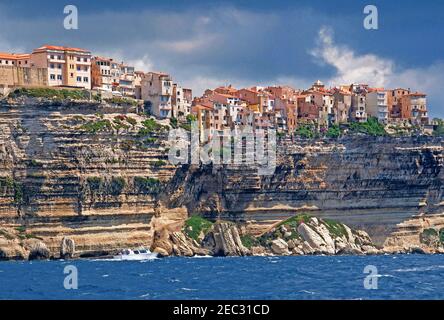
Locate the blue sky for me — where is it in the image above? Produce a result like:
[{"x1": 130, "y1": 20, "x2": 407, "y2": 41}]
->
[{"x1": 0, "y1": 0, "x2": 443, "y2": 117}]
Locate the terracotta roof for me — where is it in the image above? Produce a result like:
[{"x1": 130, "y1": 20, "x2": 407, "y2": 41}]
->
[
  {"x1": 0, "y1": 52, "x2": 31, "y2": 60},
  {"x1": 33, "y1": 45, "x2": 90, "y2": 53}
]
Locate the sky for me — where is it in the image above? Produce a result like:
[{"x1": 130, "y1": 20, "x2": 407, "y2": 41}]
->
[{"x1": 0, "y1": 0, "x2": 443, "y2": 117}]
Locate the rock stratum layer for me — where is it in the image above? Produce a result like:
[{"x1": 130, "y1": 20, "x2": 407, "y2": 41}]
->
[{"x1": 0, "y1": 99, "x2": 443, "y2": 259}]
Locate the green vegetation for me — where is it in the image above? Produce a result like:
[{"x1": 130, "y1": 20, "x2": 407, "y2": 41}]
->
[
  {"x1": 420, "y1": 228, "x2": 439, "y2": 246},
  {"x1": 81, "y1": 119, "x2": 113, "y2": 133},
  {"x1": 433, "y1": 119, "x2": 444, "y2": 136},
  {"x1": 104, "y1": 97, "x2": 138, "y2": 106},
  {"x1": 183, "y1": 216, "x2": 213, "y2": 241},
  {"x1": 186, "y1": 114, "x2": 197, "y2": 122},
  {"x1": 138, "y1": 118, "x2": 164, "y2": 136},
  {"x1": 326, "y1": 124, "x2": 341, "y2": 138},
  {"x1": 87, "y1": 176, "x2": 103, "y2": 191},
  {"x1": 152, "y1": 160, "x2": 167, "y2": 167},
  {"x1": 134, "y1": 177, "x2": 161, "y2": 193},
  {"x1": 240, "y1": 234, "x2": 259, "y2": 249},
  {"x1": 178, "y1": 114, "x2": 198, "y2": 131},
  {"x1": 0, "y1": 177, "x2": 24, "y2": 205},
  {"x1": 295, "y1": 124, "x2": 317, "y2": 139},
  {"x1": 277, "y1": 214, "x2": 311, "y2": 228},
  {"x1": 126, "y1": 116, "x2": 137, "y2": 127},
  {"x1": 10, "y1": 87, "x2": 90, "y2": 100},
  {"x1": 323, "y1": 219, "x2": 348, "y2": 238},
  {"x1": 349, "y1": 117, "x2": 386, "y2": 136},
  {"x1": 170, "y1": 117, "x2": 178, "y2": 128},
  {"x1": 440, "y1": 228, "x2": 444, "y2": 243},
  {"x1": 15, "y1": 226, "x2": 26, "y2": 233},
  {"x1": 144, "y1": 137, "x2": 158, "y2": 144},
  {"x1": 110, "y1": 177, "x2": 126, "y2": 195}
]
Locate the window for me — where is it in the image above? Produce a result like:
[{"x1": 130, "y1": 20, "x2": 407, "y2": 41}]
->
[
  {"x1": 58, "y1": 64, "x2": 62, "y2": 69},
  {"x1": 77, "y1": 66, "x2": 81, "y2": 71},
  {"x1": 57, "y1": 75, "x2": 62, "y2": 80},
  {"x1": 58, "y1": 55, "x2": 62, "y2": 60},
  {"x1": 84, "y1": 66, "x2": 88, "y2": 71},
  {"x1": 83, "y1": 58, "x2": 88, "y2": 62},
  {"x1": 70, "y1": 73, "x2": 74, "y2": 78},
  {"x1": 77, "y1": 76, "x2": 82, "y2": 82},
  {"x1": 77, "y1": 57, "x2": 80, "y2": 62},
  {"x1": 50, "y1": 64, "x2": 55, "y2": 69},
  {"x1": 83, "y1": 77, "x2": 89, "y2": 82},
  {"x1": 50, "y1": 55, "x2": 54, "y2": 59},
  {"x1": 50, "y1": 74, "x2": 56, "y2": 80}
]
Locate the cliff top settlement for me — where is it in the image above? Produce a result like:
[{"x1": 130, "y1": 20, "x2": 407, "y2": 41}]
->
[{"x1": 0, "y1": 44, "x2": 429, "y2": 135}]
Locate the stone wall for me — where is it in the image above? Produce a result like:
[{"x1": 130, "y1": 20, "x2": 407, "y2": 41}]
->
[{"x1": 0, "y1": 66, "x2": 48, "y2": 88}]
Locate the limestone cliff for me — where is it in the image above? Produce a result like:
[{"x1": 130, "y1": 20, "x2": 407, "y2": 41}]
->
[{"x1": 0, "y1": 97, "x2": 443, "y2": 259}]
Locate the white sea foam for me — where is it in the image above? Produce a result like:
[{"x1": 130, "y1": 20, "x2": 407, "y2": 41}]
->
[{"x1": 394, "y1": 265, "x2": 444, "y2": 273}]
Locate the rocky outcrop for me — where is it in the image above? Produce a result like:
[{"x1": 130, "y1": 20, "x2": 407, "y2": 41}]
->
[
  {"x1": 60, "y1": 237, "x2": 75, "y2": 259},
  {"x1": 203, "y1": 222, "x2": 250, "y2": 256},
  {"x1": 258, "y1": 215, "x2": 379, "y2": 255},
  {"x1": 28, "y1": 240, "x2": 50, "y2": 260},
  {"x1": 153, "y1": 214, "x2": 379, "y2": 257}
]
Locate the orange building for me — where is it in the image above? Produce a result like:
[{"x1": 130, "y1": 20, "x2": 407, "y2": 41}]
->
[{"x1": 400, "y1": 92, "x2": 428, "y2": 124}]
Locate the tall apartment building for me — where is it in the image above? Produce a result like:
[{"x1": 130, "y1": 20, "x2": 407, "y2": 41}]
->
[
  {"x1": 349, "y1": 84, "x2": 368, "y2": 122},
  {"x1": 387, "y1": 88, "x2": 410, "y2": 119},
  {"x1": 30, "y1": 45, "x2": 91, "y2": 89},
  {"x1": 91, "y1": 56, "x2": 114, "y2": 92},
  {"x1": 141, "y1": 72, "x2": 173, "y2": 118},
  {"x1": 400, "y1": 92, "x2": 428, "y2": 124},
  {"x1": 332, "y1": 88, "x2": 352, "y2": 124},
  {"x1": 172, "y1": 84, "x2": 192, "y2": 118},
  {"x1": 118, "y1": 64, "x2": 135, "y2": 97},
  {"x1": 366, "y1": 89, "x2": 389, "y2": 123}
]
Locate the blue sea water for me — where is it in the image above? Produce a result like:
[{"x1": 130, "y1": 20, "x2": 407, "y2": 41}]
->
[{"x1": 0, "y1": 255, "x2": 443, "y2": 300}]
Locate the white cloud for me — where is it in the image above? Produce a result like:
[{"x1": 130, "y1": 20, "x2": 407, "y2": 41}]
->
[
  {"x1": 311, "y1": 26, "x2": 444, "y2": 117},
  {"x1": 311, "y1": 26, "x2": 394, "y2": 87}
]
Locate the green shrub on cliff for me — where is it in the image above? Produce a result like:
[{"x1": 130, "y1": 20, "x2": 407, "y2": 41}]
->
[
  {"x1": 420, "y1": 228, "x2": 439, "y2": 246},
  {"x1": 10, "y1": 87, "x2": 89, "y2": 100},
  {"x1": 110, "y1": 177, "x2": 126, "y2": 195},
  {"x1": 323, "y1": 219, "x2": 347, "y2": 238},
  {"x1": 240, "y1": 235, "x2": 259, "y2": 249},
  {"x1": 349, "y1": 117, "x2": 386, "y2": 136},
  {"x1": 134, "y1": 177, "x2": 161, "y2": 193},
  {"x1": 433, "y1": 119, "x2": 444, "y2": 136},
  {"x1": 87, "y1": 176, "x2": 103, "y2": 190},
  {"x1": 184, "y1": 216, "x2": 213, "y2": 241},
  {"x1": 81, "y1": 119, "x2": 113, "y2": 133},
  {"x1": 277, "y1": 214, "x2": 311, "y2": 228},
  {"x1": 326, "y1": 124, "x2": 341, "y2": 138},
  {"x1": 295, "y1": 124, "x2": 317, "y2": 139}
]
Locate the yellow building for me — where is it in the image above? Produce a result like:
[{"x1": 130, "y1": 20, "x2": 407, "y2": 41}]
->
[{"x1": 30, "y1": 45, "x2": 92, "y2": 89}]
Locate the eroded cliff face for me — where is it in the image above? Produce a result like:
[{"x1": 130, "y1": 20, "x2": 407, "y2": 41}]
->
[
  {"x1": 0, "y1": 98, "x2": 443, "y2": 259},
  {"x1": 160, "y1": 137, "x2": 444, "y2": 247},
  {"x1": 0, "y1": 97, "x2": 182, "y2": 259}
]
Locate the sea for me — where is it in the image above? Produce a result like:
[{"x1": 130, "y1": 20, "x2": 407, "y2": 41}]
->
[{"x1": 0, "y1": 254, "x2": 443, "y2": 300}]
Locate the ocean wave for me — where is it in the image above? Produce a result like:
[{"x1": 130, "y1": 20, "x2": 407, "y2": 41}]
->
[{"x1": 394, "y1": 265, "x2": 444, "y2": 273}]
